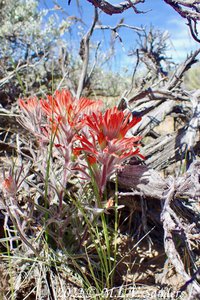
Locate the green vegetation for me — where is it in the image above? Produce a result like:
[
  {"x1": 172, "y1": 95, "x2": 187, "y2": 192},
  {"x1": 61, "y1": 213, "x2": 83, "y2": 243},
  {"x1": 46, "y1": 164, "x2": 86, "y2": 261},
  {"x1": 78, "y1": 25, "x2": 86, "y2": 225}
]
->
[{"x1": 0, "y1": 1, "x2": 200, "y2": 299}]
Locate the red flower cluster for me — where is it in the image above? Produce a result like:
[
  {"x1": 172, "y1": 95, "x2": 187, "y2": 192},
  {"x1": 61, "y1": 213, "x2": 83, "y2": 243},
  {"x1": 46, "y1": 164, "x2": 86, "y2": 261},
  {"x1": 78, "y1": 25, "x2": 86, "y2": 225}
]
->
[
  {"x1": 2, "y1": 175, "x2": 17, "y2": 196},
  {"x1": 19, "y1": 90, "x2": 102, "y2": 145},
  {"x1": 74, "y1": 107, "x2": 143, "y2": 196},
  {"x1": 18, "y1": 90, "x2": 143, "y2": 199},
  {"x1": 40, "y1": 90, "x2": 102, "y2": 129}
]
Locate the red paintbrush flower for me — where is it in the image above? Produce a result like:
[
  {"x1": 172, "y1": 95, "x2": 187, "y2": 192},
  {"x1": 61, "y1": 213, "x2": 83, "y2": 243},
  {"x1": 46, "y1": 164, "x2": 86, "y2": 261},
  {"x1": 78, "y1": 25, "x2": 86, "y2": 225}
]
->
[
  {"x1": 18, "y1": 97, "x2": 44, "y2": 138},
  {"x1": 74, "y1": 107, "x2": 144, "y2": 196},
  {"x1": 2, "y1": 175, "x2": 17, "y2": 196},
  {"x1": 40, "y1": 89, "x2": 103, "y2": 129},
  {"x1": 19, "y1": 90, "x2": 103, "y2": 156},
  {"x1": 84, "y1": 106, "x2": 141, "y2": 149},
  {"x1": 19, "y1": 97, "x2": 39, "y2": 113}
]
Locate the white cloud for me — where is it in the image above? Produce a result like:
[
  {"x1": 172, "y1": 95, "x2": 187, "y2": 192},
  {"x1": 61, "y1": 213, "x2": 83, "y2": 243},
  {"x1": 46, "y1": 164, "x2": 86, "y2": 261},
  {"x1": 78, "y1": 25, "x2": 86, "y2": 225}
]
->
[{"x1": 166, "y1": 17, "x2": 200, "y2": 62}]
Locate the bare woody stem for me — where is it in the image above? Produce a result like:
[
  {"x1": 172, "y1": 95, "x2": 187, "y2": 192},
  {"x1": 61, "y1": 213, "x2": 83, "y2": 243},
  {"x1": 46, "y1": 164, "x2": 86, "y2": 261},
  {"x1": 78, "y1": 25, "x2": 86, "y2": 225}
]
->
[
  {"x1": 86, "y1": 0, "x2": 144, "y2": 15},
  {"x1": 76, "y1": 8, "x2": 98, "y2": 99},
  {"x1": 85, "y1": 0, "x2": 200, "y2": 43}
]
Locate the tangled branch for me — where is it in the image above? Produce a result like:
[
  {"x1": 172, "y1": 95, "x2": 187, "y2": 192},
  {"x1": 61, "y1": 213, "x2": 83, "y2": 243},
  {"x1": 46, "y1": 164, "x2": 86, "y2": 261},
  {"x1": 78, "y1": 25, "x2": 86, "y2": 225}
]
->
[
  {"x1": 84, "y1": 0, "x2": 200, "y2": 43},
  {"x1": 164, "y1": 0, "x2": 200, "y2": 43},
  {"x1": 86, "y1": 0, "x2": 145, "y2": 15}
]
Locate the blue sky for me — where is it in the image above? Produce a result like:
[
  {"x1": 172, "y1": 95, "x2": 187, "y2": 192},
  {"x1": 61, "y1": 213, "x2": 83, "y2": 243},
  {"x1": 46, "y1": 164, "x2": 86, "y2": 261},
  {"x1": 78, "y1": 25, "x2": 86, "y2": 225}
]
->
[{"x1": 40, "y1": 0, "x2": 200, "y2": 72}]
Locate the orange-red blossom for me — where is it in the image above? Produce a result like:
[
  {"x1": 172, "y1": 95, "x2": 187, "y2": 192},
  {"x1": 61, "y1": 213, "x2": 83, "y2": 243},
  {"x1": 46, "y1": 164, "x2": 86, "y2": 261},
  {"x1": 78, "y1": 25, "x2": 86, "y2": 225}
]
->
[
  {"x1": 18, "y1": 91, "x2": 144, "y2": 199},
  {"x1": 40, "y1": 90, "x2": 103, "y2": 130},
  {"x1": 2, "y1": 175, "x2": 17, "y2": 196},
  {"x1": 74, "y1": 107, "x2": 144, "y2": 196},
  {"x1": 19, "y1": 90, "x2": 103, "y2": 145}
]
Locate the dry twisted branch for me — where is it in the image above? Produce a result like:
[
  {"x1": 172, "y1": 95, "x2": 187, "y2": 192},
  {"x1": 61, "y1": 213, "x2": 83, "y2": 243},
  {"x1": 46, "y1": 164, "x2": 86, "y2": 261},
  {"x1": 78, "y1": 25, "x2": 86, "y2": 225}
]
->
[
  {"x1": 84, "y1": 0, "x2": 200, "y2": 43},
  {"x1": 119, "y1": 49, "x2": 200, "y2": 170},
  {"x1": 86, "y1": 0, "x2": 145, "y2": 15},
  {"x1": 117, "y1": 161, "x2": 200, "y2": 295},
  {"x1": 164, "y1": 0, "x2": 200, "y2": 43}
]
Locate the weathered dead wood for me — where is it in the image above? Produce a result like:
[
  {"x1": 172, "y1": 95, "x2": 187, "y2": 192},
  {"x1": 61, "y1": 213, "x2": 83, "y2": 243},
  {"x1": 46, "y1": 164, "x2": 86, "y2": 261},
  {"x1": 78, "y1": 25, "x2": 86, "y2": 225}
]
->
[
  {"x1": 118, "y1": 161, "x2": 200, "y2": 295},
  {"x1": 166, "y1": 49, "x2": 200, "y2": 89},
  {"x1": 118, "y1": 160, "x2": 200, "y2": 201},
  {"x1": 160, "y1": 173, "x2": 200, "y2": 295},
  {"x1": 164, "y1": 0, "x2": 200, "y2": 43},
  {"x1": 126, "y1": 50, "x2": 200, "y2": 136},
  {"x1": 142, "y1": 128, "x2": 200, "y2": 170},
  {"x1": 175, "y1": 161, "x2": 200, "y2": 201},
  {"x1": 86, "y1": 0, "x2": 144, "y2": 15},
  {"x1": 76, "y1": 8, "x2": 98, "y2": 99},
  {"x1": 117, "y1": 164, "x2": 167, "y2": 199},
  {"x1": 141, "y1": 89, "x2": 200, "y2": 170},
  {"x1": 121, "y1": 51, "x2": 200, "y2": 171},
  {"x1": 130, "y1": 99, "x2": 175, "y2": 136},
  {"x1": 85, "y1": 1, "x2": 200, "y2": 44},
  {"x1": 181, "y1": 89, "x2": 200, "y2": 150}
]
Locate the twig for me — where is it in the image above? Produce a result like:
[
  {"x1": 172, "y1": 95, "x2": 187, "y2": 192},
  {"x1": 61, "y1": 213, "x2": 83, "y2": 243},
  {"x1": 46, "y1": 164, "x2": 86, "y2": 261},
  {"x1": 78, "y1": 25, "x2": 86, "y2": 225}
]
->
[
  {"x1": 0, "y1": 56, "x2": 48, "y2": 88},
  {"x1": 164, "y1": 0, "x2": 200, "y2": 43},
  {"x1": 161, "y1": 177, "x2": 200, "y2": 294},
  {"x1": 166, "y1": 48, "x2": 200, "y2": 90},
  {"x1": 179, "y1": 267, "x2": 200, "y2": 294},
  {"x1": 76, "y1": 8, "x2": 98, "y2": 99},
  {"x1": 5, "y1": 203, "x2": 39, "y2": 256},
  {"x1": 187, "y1": 18, "x2": 200, "y2": 43},
  {"x1": 86, "y1": 0, "x2": 145, "y2": 15},
  {"x1": 95, "y1": 23, "x2": 143, "y2": 32}
]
